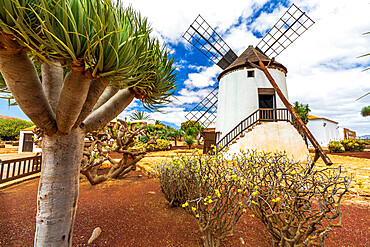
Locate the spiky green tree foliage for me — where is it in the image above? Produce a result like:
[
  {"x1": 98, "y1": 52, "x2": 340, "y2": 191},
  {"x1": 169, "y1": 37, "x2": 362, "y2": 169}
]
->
[{"x1": 0, "y1": 0, "x2": 176, "y2": 245}]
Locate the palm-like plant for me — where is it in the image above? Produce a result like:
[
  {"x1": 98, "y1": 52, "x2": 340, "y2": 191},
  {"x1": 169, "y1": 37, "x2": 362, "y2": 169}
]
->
[
  {"x1": 361, "y1": 106, "x2": 370, "y2": 117},
  {"x1": 130, "y1": 110, "x2": 152, "y2": 121},
  {"x1": 0, "y1": 0, "x2": 176, "y2": 245}
]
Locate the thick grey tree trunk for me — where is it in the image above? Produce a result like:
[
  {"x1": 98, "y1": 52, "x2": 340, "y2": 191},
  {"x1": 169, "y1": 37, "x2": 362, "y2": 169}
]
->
[{"x1": 34, "y1": 128, "x2": 85, "y2": 247}]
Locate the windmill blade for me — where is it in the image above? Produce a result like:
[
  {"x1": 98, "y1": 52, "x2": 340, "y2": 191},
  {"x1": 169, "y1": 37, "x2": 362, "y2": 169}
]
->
[
  {"x1": 256, "y1": 4, "x2": 315, "y2": 58},
  {"x1": 183, "y1": 15, "x2": 238, "y2": 70},
  {"x1": 185, "y1": 87, "x2": 218, "y2": 128}
]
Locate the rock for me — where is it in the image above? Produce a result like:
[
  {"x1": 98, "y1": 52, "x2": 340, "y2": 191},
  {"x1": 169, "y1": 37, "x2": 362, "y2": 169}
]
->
[
  {"x1": 88, "y1": 227, "x2": 102, "y2": 245},
  {"x1": 239, "y1": 237, "x2": 245, "y2": 245}
]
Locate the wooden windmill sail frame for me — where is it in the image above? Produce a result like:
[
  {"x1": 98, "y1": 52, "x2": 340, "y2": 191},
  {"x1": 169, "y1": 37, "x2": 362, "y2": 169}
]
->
[{"x1": 182, "y1": 4, "x2": 332, "y2": 166}]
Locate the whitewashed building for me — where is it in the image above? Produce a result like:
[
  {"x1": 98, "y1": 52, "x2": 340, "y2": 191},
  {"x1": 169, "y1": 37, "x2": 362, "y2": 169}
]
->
[
  {"x1": 18, "y1": 126, "x2": 41, "y2": 153},
  {"x1": 216, "y1": 46, "x2": 309, "y2": 161},
  {"x1": 306, "y1": 115, "x2": 341, "y2": 147}
]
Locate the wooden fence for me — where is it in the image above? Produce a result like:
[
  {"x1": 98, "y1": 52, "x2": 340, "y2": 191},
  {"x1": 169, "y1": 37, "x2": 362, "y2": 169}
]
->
[{"x1": 0, "y1": 155, "x2": 42, "y2": 184}]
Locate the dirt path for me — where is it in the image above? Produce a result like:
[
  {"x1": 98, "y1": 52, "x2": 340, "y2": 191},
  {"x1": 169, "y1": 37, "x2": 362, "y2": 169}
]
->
[{"x1": 0, "y1": 170, "x2": 369, "y2": 247}]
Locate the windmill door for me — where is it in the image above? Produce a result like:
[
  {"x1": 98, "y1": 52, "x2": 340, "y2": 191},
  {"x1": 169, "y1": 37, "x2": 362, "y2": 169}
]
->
[
  {"x1": 258, "y1": 88, "x2": 276, "y2": 120},
  {"x1": 22, "y1": 133, "x2": 34, "y2": 152}
]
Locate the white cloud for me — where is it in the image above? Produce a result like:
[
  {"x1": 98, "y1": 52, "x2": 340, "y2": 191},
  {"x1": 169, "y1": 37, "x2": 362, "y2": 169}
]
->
[
  {"x1": 184, "y1": 65, "x2": 220, "y2": 88},
  {"x1": 170, "y1": 87, "x2": 216, "y2": 106},
  {"x1": 121, "y1": 0, "x2": 268, "y2": 44}
]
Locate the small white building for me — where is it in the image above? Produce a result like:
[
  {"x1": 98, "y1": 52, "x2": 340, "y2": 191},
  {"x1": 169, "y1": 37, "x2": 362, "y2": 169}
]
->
[
  {"x1": 306, "y1": 115, "x2": 341, "y2": 147},
  {"x1": 18, "y1": 126, "x2": 41, "y2": 153}
]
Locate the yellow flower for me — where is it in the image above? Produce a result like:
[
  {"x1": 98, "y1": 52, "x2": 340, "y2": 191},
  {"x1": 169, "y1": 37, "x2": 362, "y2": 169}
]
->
[
  {"x1": 196, "y1": 214, "x2": 199, "y2": 218},
  {"x1": 249, "y1": 214, "x2": 255, "y2": 217},
  {"x1": 182, "y1": 202, "x2": 189, "y2": 208},
  {"x1": 192, "y1": 207, "x2": 196, "y2": 212},
  {"x1": 242, "y1": 208, "x2": 247, "y2": 213},
  {"x1": 272, "y1": 197, "x2": 280, "y2": 203}
]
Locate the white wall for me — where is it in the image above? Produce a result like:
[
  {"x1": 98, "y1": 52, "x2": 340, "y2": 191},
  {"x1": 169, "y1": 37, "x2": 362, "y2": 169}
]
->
[
  {"x1": 307, "y1": 119, "x2": 341, "y2": 147},
  {"x1": 18, "y1": 131, "x2": 42, "y2": 153},
  {"x1": 216, "y1": 67, "x2": 288, "y2": 139},
  {"x1": 226, "y1": 122, "x2": 309, "y2": 162}
]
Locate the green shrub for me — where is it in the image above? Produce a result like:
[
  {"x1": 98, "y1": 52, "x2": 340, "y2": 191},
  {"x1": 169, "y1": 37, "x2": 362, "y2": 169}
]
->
[
  {"x1": 184, "y1": 135, "x2": 196, "y2": 149},
  {"x1": 328, "y1": 141, "x2": 345, "y2": 153},
  {"x1": 340, "y1": 139, "x2": 368, "y2": 152},
  {"x1": 136, "y1": 138, "x2": 170, "y2": 152},
  {"x1": 152, "y1": 139, "x2": 170, "y2": 150},
  {"x1": 0, "y1": 119, "x2": 34, "y2": 141},
  {"x1": 139, "y1": 135, "x2": 149, "y2": 143}
]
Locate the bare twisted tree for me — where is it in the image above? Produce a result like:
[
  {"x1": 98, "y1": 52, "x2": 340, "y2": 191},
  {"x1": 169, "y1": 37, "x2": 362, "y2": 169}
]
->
[
  {"x1": 236, "y1": 151, "x2": 352, "y2": 247},
  {"x1": 81, "y1": 120, "x2": 157, "y2": 185}
]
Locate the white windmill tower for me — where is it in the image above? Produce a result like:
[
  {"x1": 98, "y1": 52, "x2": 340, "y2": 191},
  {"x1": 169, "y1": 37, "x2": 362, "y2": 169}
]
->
[{"x1": 183, "y1": 4, "x2": 332, "y2": 165}]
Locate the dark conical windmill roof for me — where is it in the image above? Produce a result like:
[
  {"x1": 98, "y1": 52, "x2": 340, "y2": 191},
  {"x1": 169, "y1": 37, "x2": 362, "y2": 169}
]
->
[{"x1": 218, "y1": 45, "x2": 287, "y2": 80}]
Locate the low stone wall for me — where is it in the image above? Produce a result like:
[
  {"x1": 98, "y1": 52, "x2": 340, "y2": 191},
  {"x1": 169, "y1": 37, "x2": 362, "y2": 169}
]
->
[{"x1": 226, "y1": 122, "x2": 309, "y2": 162}]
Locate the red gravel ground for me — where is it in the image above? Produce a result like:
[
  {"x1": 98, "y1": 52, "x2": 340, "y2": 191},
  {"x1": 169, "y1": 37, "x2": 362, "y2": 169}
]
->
[
  {"x1": 309, "y1": 150, "x2": 370, "y2": 159},
  {"x1": 0, "y1": 171, "x2": 369, "y2": 247},
  {"x1": 328, "y1": 151, "x2": 370, "y2": 159}
]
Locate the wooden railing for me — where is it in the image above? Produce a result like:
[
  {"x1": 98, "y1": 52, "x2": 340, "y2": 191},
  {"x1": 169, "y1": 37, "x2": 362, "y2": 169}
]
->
[
  {"x1": 0, "y1": 155, "x2": 42, "y2": 184},
  {"x1": 216, "y1": 108, "x2": 292, "y2": 152}
]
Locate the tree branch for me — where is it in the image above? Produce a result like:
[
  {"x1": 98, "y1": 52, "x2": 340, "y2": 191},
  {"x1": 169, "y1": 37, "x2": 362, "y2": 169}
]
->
[
  {"x1": 56, "y1": 68, "x2": 90, "y2": 133},
  {"x1": 83, "y1": 88, "x2": 135, "y2": 133},
  {"x1": 41, "y1": 59, "x2": 64, "y2": 113},
  {"x1": 74, "y1": 77, "x2": 108, "y2": 128},
  {"x1": 0, "y1": 37, "x2": 57, "y2": 135},
  {"x1": 92, "y1": 84, "x2": 119, "y2": 111}
]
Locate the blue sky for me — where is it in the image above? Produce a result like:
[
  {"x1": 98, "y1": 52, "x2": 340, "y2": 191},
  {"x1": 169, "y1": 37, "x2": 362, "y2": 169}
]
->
[{"x1": 1, "y1": 0, "x2": 370, "y2": 135}]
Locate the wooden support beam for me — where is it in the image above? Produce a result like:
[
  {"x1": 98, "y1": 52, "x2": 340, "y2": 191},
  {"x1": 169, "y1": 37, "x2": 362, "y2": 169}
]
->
[{"x1": 257, "y1": 60, "x2": 333, "y2": 166}]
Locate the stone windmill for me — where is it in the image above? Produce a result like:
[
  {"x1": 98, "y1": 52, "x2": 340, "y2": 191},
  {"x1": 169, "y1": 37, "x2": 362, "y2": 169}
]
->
[{"x1": 183, "y1": 4, "x2": 332, "y2": 165}]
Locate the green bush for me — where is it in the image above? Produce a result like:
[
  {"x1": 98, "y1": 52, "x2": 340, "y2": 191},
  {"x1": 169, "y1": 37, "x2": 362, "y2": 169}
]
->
[
  {"x1": 184, "y1": 135, "x2": 196, "y2": 149},
  {"x1": 0, "y1": 119, "x2": 34, "y2": 141},
  {"x1": 139, "y1": 135, "x2": 149, "y2": 143},
  {"x1": 328, "y1": 141, "x2": 345, "y2": 153},
  {"x1": 340, "y1": 139, "x2": 368, "y2": 152},
  {"x1": 136, "y1": 138, "x2": 170, "y2": 152}
]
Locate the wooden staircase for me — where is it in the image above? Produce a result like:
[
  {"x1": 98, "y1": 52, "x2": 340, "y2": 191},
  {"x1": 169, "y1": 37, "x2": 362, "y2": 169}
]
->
[{"x1": 216, "y1": 108, "x2": 292, "y2": 152}]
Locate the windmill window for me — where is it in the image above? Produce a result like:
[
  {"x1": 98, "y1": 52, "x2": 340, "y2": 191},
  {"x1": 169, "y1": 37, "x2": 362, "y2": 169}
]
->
[{"x1": 247, "y1": 70, "x2": 254, "y2": 78}]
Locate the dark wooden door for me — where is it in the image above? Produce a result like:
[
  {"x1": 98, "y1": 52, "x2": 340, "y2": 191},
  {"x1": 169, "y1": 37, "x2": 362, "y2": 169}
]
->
[
  {"x1": 22, "y1": 133, "x2": 34, "y2": 152},
  {"x1": 259, "y1": 94, "x2": 276, "y2": 120}
]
